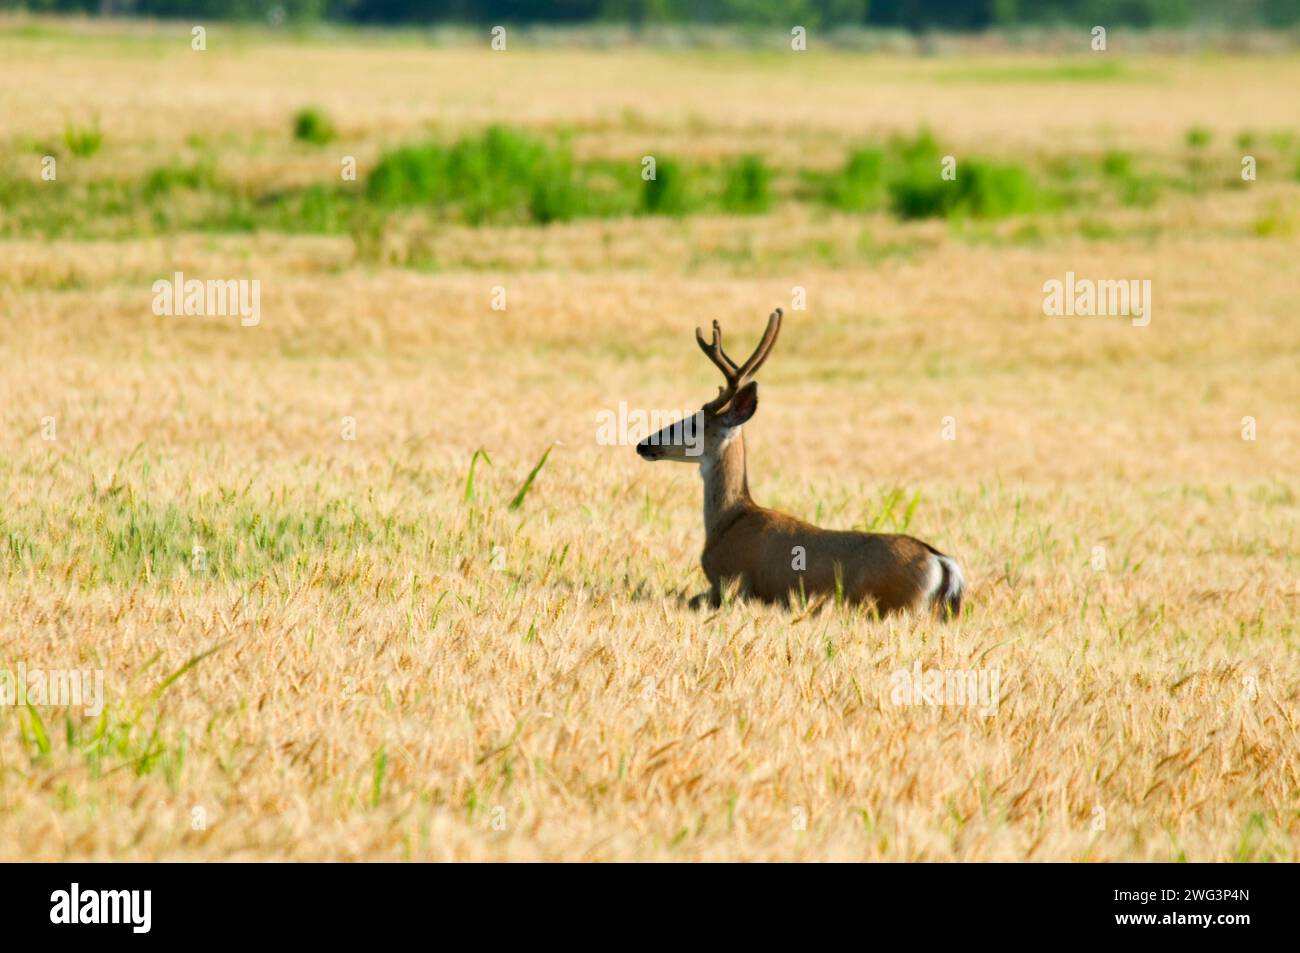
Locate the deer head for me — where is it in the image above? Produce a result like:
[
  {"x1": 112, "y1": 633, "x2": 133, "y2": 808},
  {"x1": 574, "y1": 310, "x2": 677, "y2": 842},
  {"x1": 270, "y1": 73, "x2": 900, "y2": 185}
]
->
[{"x1": 636, "y1": 308, "x2": 782, "y2": 464}]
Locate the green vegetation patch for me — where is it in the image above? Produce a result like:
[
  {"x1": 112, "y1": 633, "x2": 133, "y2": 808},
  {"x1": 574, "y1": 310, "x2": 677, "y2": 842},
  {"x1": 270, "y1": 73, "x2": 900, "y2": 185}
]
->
[
  {"x1": 0, "y1": 486, "x2": 423, "y2": 587},
  {"x1": 367, "y1": 126, "x2": 607, "y2": 225},
  {"x1": 814, "y1": 131, "x2": 1042, "y2": 219},
  {"x1": 293, "y1": 107, "x2": 337, "y2": 145},
  {"x1": 934, "y1": 60, "x2": 1140, "y2": 84},
  {"x1": 0, "y1": 122, "x2": 1292, "y2": 243}
]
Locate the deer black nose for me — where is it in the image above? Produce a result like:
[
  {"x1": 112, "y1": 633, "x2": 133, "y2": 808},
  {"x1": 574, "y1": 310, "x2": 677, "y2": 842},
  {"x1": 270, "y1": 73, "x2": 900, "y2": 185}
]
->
[{"x1": 636, "y1": 439, "x2": 659, "y2": 459}]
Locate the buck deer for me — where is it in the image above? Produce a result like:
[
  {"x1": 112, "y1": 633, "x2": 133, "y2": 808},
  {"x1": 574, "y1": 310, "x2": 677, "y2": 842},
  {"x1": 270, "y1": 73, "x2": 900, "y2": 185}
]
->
[{"x1": 636, "y1": 308, "x2": 964, "y2": 618}]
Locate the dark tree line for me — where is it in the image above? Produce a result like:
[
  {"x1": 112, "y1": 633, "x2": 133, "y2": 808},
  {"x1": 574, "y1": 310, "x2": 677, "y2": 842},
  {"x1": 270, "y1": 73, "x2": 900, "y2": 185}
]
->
[{"x1": 4, "y1": 0, "x2": 1299, "y2": 29}]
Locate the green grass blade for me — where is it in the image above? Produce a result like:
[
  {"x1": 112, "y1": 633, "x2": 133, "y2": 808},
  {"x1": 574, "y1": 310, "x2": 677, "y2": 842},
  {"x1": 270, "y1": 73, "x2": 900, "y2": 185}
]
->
[
  {"x1": 464, "y1": 448, "x2": 492, "y2": 503},
  {"x1": 371, "y1": 745, "x2": 387, "y2": 807},
  {"x1": 24, "y1": 704, "x2": 51, "y2": 757},
  {"x1": 150, "y1": 643, "x2": 224, "y2": 704},
  {"x1": 509, "y1": 446, "x2": 553, "y2": 511}
]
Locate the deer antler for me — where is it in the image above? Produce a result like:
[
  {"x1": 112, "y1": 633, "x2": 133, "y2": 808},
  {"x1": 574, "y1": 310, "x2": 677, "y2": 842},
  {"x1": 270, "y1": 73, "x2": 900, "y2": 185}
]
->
[{"x1": 696, "y1": 308, "x2": 783, "y2": 413}]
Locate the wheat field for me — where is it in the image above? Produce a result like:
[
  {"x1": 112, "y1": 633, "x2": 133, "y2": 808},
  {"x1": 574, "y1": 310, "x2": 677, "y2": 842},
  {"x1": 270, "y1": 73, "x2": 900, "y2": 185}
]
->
[{"x1": 0, "y1": 18, "x2": 1297, "y2": 861}]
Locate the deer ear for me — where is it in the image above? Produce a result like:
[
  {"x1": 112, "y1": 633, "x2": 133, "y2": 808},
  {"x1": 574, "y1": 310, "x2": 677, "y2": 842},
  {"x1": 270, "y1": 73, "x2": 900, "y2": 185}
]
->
[{"x1": 722, "y1": 381, "x2": 759, "y2": 427}]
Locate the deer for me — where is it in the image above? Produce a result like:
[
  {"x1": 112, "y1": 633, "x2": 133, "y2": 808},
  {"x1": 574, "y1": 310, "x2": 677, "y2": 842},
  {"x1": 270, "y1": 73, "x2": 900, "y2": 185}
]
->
[{"x1": 636, "y1": 308, "x2": 964, "y2": 618}]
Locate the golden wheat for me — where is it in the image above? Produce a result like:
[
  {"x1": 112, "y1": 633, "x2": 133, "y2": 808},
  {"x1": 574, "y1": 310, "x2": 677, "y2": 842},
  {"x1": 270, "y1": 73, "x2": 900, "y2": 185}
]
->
[{"x1": 0, "y1": 18, "x2": 1296, "y2": 861}]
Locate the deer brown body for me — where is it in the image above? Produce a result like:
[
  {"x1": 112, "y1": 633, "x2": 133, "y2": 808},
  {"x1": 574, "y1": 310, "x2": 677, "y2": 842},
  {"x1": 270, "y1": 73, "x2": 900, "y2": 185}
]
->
[{"x1": 637, "y1": 308, "x2": 964, "y2": 617}]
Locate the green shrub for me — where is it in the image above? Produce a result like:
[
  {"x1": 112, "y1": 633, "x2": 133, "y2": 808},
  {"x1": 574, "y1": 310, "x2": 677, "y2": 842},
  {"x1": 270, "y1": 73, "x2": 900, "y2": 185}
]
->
[
  {"x1": 720, "y1": 154, "x2": 772, "y2": 214},
  {"x1": 528, "y1": 169, "x2": 584, "y2": 224},
  {"x1": 957, "y1": 161, "x2": 1039, "y2": 217},
  {"x1": 64, "y1": 120, "x2": 103, "y2": 158},
  {"x1": 277, "y1": 184, "x2": 351, "y2": 232},
  {"x1": 888, "y1": 156, "x2": 1038, "y2": 220},
  {"x1": 1101, "y1": 150, "x2": 1132, "y2": 177},
  {"x1": 818, "y1": 131, "x2": 1038, "y2": 220},
  {"x1": 1100, "y1": 150, "x2": 1159, "y2": 207},
  {"x1": 293, "y1": 107, "x2": 336, "y2": 145},
  {"x1": 1185, "y1": 126, "x2": 1212, "y2": 148},
  {"x1": 882, "y1": 130, "x2": 946, "y2": 218},
  {"x1": 575, "y1": 159, "x2": 643, "y2": 218},
  {"x1": 367, "y1": 142, "x2": 444, "y2": 207},
  {"x1": 143, "y1": 160, "x2": 218, "y2": 198},
  {"x1": 367, "y1": 127, "x2": 590, "y2": 224},
  {"x1": 894, "y1": 128, "x2": 944, "y2": 168},
  {"x1": 640, "y1": 157, "x2": 694, "y2": 216},
  {"x1": 820, "y1": 147, "x2": 886, "y2": 211}
]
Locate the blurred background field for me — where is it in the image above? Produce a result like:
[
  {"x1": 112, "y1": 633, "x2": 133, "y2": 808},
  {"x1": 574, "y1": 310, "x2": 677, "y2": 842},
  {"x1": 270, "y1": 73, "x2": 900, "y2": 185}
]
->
[{"x1": 0, "y1": 7, "x2": 1297, "y2": 860}]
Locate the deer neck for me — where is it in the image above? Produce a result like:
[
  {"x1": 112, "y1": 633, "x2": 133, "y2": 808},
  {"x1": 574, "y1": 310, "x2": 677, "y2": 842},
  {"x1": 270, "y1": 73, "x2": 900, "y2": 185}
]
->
[{"x1": 701, "y1": 428, "x2": 752, "y2": 544}]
